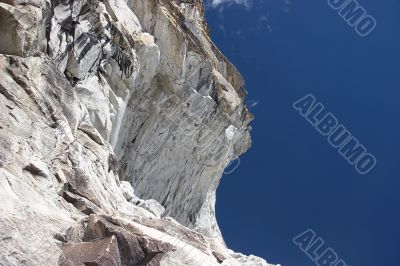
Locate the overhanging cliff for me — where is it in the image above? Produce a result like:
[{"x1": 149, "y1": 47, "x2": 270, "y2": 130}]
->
[{"x1": 0, "y1": 0, "x2": 278, "y2": 265}]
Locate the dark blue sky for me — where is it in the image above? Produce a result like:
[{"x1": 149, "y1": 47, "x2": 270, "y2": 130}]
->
[{"x1": 206, "y1": 1, "x2": 400, "y2": 266}]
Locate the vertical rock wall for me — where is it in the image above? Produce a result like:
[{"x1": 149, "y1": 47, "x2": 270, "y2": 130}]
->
[
  {"x1": 116, "y1": 0, "x2": 252, "y2": 240},
  {"x1": 0, "y1": 0, "x2": 278, "y2": 265}
]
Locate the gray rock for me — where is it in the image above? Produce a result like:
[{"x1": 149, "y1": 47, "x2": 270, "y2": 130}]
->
[
  {"x1": 23, "y1": 160, "x2": 49, "y2": 178},
  {"x1": 119, "y1": 181, "x2": 135, "y2": 201},
  {"x1": 138, "y1": 199, "x2": 165, "y2": 218},
  {"x1": 0, "y1": 3, "x2": 46, "y2": 56},
  {"x1": 60, "y1": 236, "x2": 121, "y2": 266},
  {"x1": 0, "y1": 0, "x2": 278, "y2": 265}
]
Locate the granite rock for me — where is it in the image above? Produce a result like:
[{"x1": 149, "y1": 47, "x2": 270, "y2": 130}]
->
[{"x1": 0, "y1": 0, "x2": 279, "y2": 265}]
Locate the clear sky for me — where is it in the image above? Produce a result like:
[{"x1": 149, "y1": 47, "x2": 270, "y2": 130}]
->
[{"x1": 205, "y1": 1, "x2": 400, "y2": 265}]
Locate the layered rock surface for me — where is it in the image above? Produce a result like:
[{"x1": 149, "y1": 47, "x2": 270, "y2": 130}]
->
[{"x1": 0, "y1": 0, "x2": 278, "y2": 265}]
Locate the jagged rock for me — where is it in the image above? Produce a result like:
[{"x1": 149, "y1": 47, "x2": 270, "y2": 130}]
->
[
  {"x1": 120, "y1": 181, "x2": 135, "y2": 201},
  {"x1": 65, "y1": 34, "x2": 102, "y2": 80},
  {"x1": 23, "y1": 160, "x2": 49, "y2": 178},
  {"x1": 60, "y1": 236, "x2": 121, "y2": 266},
  {"x1": 138, "y1": 199, "x2": 165, "y2": 218},
  {"x1": 0, "y1": 3, "x2": 46, "y2": 56},
  {"x1": 62, "y1": 191, "x2": 102, "y2": 215},
  {"x1": 84, "y1": 215, "x2": 174, "y2": 265},
  {"x1": 0, "y1": 0, "x2": 279, "y2": 265}
]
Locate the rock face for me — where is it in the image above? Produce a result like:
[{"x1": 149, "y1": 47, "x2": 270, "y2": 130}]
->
[{"x1": 0, "y1": 0, "x2": 278, "y2": 265}]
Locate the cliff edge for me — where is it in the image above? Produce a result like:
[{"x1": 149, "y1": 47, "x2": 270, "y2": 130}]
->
[{"x1": 0, "y1": 0, "x2": 278, "y2": 265}]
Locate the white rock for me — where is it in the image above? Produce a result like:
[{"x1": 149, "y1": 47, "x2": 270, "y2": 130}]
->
[
  {"x1": 138, "y1": 199, "x2": 165, "y2": 218},
  {"x1": 119, "y1": 181, "x2": 135, "y2": 201},
  {"x1": 0, "y1": 0, "x2": 275, "y2": 265}
]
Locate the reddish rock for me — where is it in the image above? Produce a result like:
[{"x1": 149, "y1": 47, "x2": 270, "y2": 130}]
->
[{"x1": 60, "y1": 236, "x2": 121, "y2": 266}]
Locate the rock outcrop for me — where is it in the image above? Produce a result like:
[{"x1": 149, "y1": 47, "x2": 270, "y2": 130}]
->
[{"x1": 0, "y1": 0, "x2": 278, "y2": 265}]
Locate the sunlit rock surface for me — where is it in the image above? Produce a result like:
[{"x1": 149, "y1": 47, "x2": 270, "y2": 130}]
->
[{"x1": 0, "y1": 0, "x2": 279, "y2": 265}]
